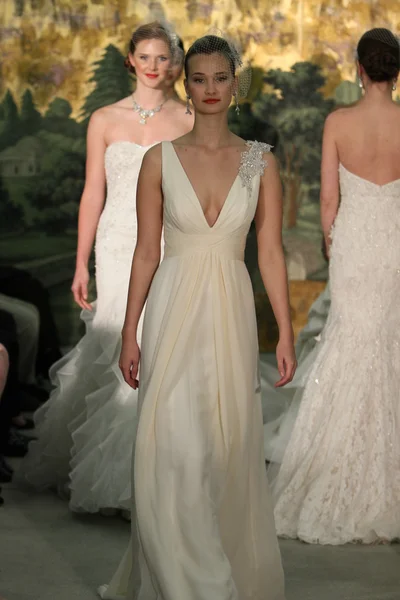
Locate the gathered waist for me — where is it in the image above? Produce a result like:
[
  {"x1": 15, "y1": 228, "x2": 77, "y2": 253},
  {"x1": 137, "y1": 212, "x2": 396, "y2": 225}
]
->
[{"x1": 164, "y1": 232, "x2": 245, "y2": 261}]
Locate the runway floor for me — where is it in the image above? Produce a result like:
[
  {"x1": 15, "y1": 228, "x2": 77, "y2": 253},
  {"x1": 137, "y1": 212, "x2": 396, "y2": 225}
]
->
[{"x1": 1, "y1": 479, "x2": 399, "y2": 600}]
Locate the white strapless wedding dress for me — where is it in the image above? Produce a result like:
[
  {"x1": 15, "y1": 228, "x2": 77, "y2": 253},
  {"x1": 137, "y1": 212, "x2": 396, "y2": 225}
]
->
[
  {"x1": 20, "y1": 142, "x2": 158, "y2": 512},
  {"x1": 271, "y1": 164, "x2": 400, "y2": 545}
]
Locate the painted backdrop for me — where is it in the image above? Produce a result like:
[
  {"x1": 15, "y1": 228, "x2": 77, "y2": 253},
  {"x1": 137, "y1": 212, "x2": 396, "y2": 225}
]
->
[{"x1": 0, "y1": 1, "x2": 398, "y2": 347}]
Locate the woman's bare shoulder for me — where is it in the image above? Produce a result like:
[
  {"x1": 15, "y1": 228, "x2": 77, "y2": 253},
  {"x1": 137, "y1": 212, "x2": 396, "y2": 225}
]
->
[
  {"x1": 89, "y1": 97, "x2": 132, "y2": 122},
  {"x1": 325, "y1": 106, "x2": 354, "y2": 127}
]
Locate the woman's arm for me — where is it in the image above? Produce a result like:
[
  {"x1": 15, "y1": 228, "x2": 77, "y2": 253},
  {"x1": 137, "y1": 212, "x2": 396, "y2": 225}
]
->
[
  {"x1": 320, "y1": 113, "x2": 340, "y2": 256},
  {"x1": 255, "y1": 153, "x2": 296, "y2": 387},
  {"x1": 119, "y1": 145, "x2": 163, "y2": 388},
  {"x1": 71, "y1": 110, "x2": 107, "y2": 310}
]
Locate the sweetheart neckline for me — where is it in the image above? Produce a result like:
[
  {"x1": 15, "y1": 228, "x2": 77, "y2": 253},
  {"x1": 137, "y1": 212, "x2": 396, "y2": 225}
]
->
[
  {"x1": 339, "y1": 163, "x2": 400, "y2": 188},
  {"x1": 106, "y1": 140, "x2": 160, "y2": 152}
]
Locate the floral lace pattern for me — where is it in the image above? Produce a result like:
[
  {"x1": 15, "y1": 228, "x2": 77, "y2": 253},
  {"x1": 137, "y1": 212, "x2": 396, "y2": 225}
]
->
[{"x1": 271, "y1": 165, "x2": 400, "y2": 545}]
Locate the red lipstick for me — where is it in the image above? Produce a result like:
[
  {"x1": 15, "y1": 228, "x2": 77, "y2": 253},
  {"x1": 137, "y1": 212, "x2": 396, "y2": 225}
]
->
[
  {"x1": 146, "y1": 74, "x2": 158, "y2": 79},
  {"x1": 204, "y1": 99, "x2": 220, "y2": 104}
]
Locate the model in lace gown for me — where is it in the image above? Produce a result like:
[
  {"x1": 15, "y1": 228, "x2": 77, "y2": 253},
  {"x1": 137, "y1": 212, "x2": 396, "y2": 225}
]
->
[
  {"x1": 99, "y1": 35, "x2": 296, "y2": 600},
  {"x1": 272, "y1": 28, "x2": 400, "y2": 545},
  {"x1": 19, "y1": 23, "x2": 193, "y2": 512}
]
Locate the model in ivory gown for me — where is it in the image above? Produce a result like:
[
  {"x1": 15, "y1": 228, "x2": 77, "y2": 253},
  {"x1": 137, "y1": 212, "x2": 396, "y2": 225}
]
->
[
  {"x1": 272, "y1": 28, "x2": 400, "y2": 545},
  {"x1": 99, "y1": 34, "x2": 296, "y2": 600},
  {"x1": 19, "y1": 22, "x2": 193, "y2": 512}
]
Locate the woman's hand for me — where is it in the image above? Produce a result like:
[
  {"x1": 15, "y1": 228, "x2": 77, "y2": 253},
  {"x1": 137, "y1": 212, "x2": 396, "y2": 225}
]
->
[
  {"x1": 275, "y1": 336, "x2": 297, "y2": 388},
  {"x1": 119, "y1": 336, "x2": 140, "y2": 389},
  {"x1": 71, "y1": 265, "x2": 92, "y2": 311}
]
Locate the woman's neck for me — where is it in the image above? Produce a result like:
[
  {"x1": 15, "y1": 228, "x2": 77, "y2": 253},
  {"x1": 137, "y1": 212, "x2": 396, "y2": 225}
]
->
[
  {"x1": 166, "y1": 87, "x2": 180, "y2": 101},
  {"x1": 188, "y1": 113, "x2": 234, "y2": 149},
  {"x1": 133, "y1": 80, "x2": 167, "y2": 108},
  {"x1": 361, "y1": 81, "x2": 395, "y2": 105}
]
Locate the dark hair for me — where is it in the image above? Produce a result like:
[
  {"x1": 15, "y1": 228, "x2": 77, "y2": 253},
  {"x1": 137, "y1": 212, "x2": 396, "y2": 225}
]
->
[
  {"x1": 177, "y1": 37, "x2": 184, "y2": 53},
  {"x1": 184, "y1": 35, "x2": 238, "y2": 79},
  {"x1": 124, "y1": 21, "x2": 173, "y2": 73},
  {"x1": 357, "y1": 28, "x2": 399, "y2": 82}
]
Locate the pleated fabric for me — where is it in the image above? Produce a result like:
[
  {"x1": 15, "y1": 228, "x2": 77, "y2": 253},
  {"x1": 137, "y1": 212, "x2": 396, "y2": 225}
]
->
[{"x1": 100, "y1": 141, "x2": 285, "y2": 600}]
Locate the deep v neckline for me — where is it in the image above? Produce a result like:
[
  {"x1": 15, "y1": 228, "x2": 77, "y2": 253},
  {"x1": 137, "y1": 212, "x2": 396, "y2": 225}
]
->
[{"x1": 169, "y1": 141, "x2": 244, "y2": 230}]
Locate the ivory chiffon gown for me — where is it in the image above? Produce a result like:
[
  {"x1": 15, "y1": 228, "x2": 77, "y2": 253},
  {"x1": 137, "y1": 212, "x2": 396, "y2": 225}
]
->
[{"x1": 99, "y1": 140, "x2": 285, "y2": 600}]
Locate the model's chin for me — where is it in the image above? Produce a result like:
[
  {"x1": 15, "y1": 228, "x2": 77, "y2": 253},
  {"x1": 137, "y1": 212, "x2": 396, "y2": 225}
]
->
[
  {"x1": 196, "y1": 102, "x2": 228, "y2": 115},
  {"x1": 137, "y1": 74, "x2": 166, "y2": 89}
]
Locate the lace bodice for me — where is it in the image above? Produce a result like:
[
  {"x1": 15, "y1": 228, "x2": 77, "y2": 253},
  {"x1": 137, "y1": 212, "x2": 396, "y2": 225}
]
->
[
  {"x1": 332, "y1": 164, "x2": 400, "y2": 280},
  {"x1": 98, "y1": 141, "x2": 157, "y2": 239},
  {"x1": 339, "y1": 163, "x2": 400, "y2": 200}
]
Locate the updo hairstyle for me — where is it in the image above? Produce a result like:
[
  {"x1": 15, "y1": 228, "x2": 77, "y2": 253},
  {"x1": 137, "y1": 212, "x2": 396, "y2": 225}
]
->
[
  {"x1": 184, "y1": 35, "x2": 239, "y2": 79},
  {"x1": 357, "y1": 28, "x2": 399, "y2": 82}
]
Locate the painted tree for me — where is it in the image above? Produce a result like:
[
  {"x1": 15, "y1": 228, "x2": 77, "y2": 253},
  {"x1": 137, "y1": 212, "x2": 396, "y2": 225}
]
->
[
  {"x1": 46, "y1": 97, "x2": 73, "y2": 119},
  {"x1": 80, "y1": 44, "x2": 133, "y2": 121},
  {"x1": 43, "y1": 97, "x2": 83, "y2": 137},
  {"x1": 20, "y1": 89, "x2": 42, "y2": 135},
  {"x1": 254, "y1": 62, "x2": 334, "y2": 229},
  {"x1": 0, "y1": 174, "x2": 23, "y2": 233},
  {"x1": 228, "y1": 102, "x2": 278, "y2": 148},
  {"x1": 334, "y1": 80, "x2": 361, "y2": 106},
  {"x1": 31, "y1": 146, "x2": 85, "y2": 233},
  {"x1": 0, "y1": 90, "x2": 21, "y2": 150}
]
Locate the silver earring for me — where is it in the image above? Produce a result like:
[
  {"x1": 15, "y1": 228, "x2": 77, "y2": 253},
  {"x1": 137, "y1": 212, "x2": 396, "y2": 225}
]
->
[
  {"x1": 358, "y1": 77, "x2": 363, "y2": 89},
  {"x1": 234, "y1": 93, "x2": 240, "y2": 115},
  {"x1": 392, "y1": 80, "x2": 397, "y2": 91},
  {"x1": 185, "y1": 96, "x2": 192, "y2": 115}
]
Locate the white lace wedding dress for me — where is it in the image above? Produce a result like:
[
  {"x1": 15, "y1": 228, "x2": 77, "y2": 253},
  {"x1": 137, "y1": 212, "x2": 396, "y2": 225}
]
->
[
  {"x1": 271, "y1": 164, "x2": 400, "y2": 544},
  {"x1": 20, "y1": 141, "x2": 158, "y2": 512}
]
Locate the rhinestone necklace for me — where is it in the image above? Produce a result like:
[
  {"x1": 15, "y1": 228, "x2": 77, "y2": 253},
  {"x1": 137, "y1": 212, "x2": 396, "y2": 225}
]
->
[{"x1": 132, "y1": 94, "x2": 166, "y2": 125}]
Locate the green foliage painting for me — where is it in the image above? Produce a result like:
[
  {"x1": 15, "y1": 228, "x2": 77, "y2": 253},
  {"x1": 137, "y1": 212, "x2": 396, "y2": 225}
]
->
[
  {"x1": 0, "y1": 43, "x2": 135, "y2": 345},
  {"x1": 81, "y1": 45, "x2": 133, "y2": 120}
]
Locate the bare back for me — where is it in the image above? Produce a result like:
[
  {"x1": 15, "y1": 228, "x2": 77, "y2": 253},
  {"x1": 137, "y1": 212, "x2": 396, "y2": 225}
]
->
[{"x1": 332, "y1": 101, "x2": 400, "y2": 185}]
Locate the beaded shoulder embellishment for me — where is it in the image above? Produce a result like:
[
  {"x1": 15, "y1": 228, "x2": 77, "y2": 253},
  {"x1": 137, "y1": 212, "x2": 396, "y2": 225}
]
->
[{"x1": 239, "y1": 141, "x2": 273, "y2": 194}]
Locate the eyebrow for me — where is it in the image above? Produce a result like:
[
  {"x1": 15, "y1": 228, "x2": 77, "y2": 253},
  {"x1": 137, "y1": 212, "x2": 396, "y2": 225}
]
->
[{"x1": 191, "y1": 71, "x2": 229, "y2": 76}]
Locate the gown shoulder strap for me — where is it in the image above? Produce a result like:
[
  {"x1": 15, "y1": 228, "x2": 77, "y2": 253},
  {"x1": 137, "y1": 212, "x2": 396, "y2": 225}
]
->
[
  {"x1": 239, "y1": 141, "x2": 273, "y2": 194},
  {"x1": 160, "y1": 141, "x2": 172, "y2": 184}
]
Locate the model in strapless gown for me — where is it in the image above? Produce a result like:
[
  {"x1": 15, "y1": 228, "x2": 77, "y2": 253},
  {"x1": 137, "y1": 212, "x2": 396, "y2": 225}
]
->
[
  {"x1": 20, "y1": 142, "x2": 158, "y2": 513},
  {"x1": 99, "y1": 140, "x2": 286, "y2": 600},
  {"x1": 271, "y1": 164, "x2": 400, "y2": 544}
]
